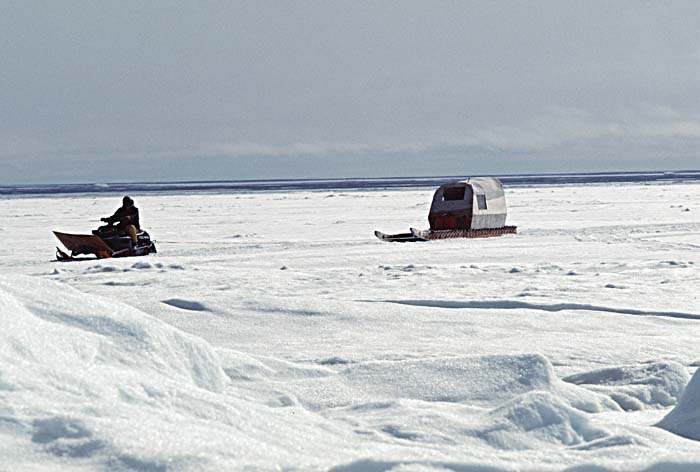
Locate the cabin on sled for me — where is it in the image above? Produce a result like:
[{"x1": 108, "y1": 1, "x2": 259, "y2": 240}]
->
[{"x1": 428, "y1": 177, "x2": 507, "y2": 230}]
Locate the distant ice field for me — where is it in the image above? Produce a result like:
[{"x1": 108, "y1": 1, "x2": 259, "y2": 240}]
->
[
  {"x1": 0, "y1": 181, "x2": 699, "y2": 471},
  {"x1": 2, "y1": 169, "x2": 699, "y2": 197}
]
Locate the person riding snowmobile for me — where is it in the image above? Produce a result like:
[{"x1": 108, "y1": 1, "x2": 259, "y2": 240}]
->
[
  {"x1": 101, "y1": 196, "x2": 140, "y2": 244},
  {"x1": 54, "y1": 195, "x2": 156, "y2": 260}
]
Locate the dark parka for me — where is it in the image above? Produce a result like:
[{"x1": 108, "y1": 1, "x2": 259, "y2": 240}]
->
[{"x1": 105, "y1": 203, "x2": 140, "y2": 230}]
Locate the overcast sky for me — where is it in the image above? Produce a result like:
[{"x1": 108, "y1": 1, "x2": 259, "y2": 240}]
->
[{"x1": 1, "y1": 1, "x2": 699, "y2": 183}]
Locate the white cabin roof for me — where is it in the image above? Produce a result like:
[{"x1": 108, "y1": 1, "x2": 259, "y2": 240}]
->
[{"x1": 466, "y1": 177, "x2": 506, "y2": 215}]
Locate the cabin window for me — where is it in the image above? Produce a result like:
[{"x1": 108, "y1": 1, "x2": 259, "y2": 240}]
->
[
  {"x1": 476, "y1": 194, "x2": 487, "y2": 210},
  {"x1": 443, "y1": 186, "x2": 466, "y2": 201}
]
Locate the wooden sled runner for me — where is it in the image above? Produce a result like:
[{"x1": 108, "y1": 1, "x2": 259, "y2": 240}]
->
[{"x1": 410, "y1": 226, "x2": 517, "y2": 240}]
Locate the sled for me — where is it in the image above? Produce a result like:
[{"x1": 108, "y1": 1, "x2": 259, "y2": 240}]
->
[
  {"x1": 373, "y1": 177, "x2": 518, "y2": 243},
  {"x1": 53, "y1": 230, "x2": 157, "y2": 261},
  {"x1": 54, "y1": 232, "x2": 114, "y2": 260}
]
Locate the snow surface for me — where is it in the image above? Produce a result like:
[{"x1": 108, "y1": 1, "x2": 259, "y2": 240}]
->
[{"x1": 0, "y1": 182, "x2": 699, "y2": 470}]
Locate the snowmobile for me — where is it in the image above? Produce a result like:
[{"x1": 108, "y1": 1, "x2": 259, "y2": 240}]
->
[{"x1": 54, "y1": 224, "x2": 157, "y2": 261}]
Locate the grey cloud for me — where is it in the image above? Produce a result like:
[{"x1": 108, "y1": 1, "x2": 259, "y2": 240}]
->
[{"x1": 1, "y1": 1, "x2": 698, "y2": 183}]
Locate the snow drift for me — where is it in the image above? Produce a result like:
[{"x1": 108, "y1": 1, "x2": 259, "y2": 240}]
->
[
  {"x1": 0, "y1": 276, "x2": 347, "y2": 470},
  {"x1": 658, "y1": 367, "x2": 700, "y2": 440},
  {"x1": 564, "y1": 362, "x2": 690, "y2": 411},
  {"x1": 0, "y1": 275, "x2": 231, "y2": 468},
  {"x1": 285, "y1": 353, "x2": 619, "y2": 413}
]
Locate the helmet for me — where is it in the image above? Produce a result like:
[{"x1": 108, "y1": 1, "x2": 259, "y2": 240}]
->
[{"x1": 123, "y1": 196, "x2": 134, "y2": 206}]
